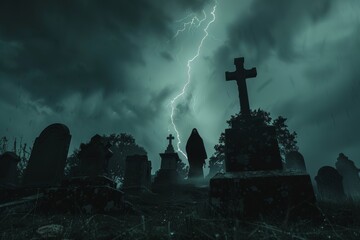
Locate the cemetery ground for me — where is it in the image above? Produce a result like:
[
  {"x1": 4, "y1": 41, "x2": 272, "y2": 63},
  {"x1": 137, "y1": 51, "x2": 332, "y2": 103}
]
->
[{"x1": 1, "y1": 189, "x2": 360, "y2": 240}]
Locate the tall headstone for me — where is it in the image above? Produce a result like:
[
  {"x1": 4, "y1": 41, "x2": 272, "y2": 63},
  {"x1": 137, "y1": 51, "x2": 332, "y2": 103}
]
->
[
  {"x1": 224, "y1": 57, "x2": 282, "y2": 172},
  {"x1": 315, "y1": 166, "x2": 345, "y2": 200},
  {"x1": 335, "y1": 153, "x2": 360, "y2": 199},
  {"x1": 285, "y1": 151, "x2": 307, "y2": 172},
  {"x1": 23, "y1": 123, "x2": 71, "y2": 187},
  {"x1": 0, "y1": 152, "x2": 20, "y2": 187},
  {"x1": 153, "y1": 134, "x2": 181, "y2": 191},
  {"x1": 210, "y1": 57, "x2": 317, "y2": 220},
  {"x1": 123, "y1": 155, "x2": 152, "y2": 190},
  {"x1": 77, "y1": 134, "x2": 113, "y2": 177},
  {"x1": 161, "y1": 134, "x2": 178, "y2": 170}
]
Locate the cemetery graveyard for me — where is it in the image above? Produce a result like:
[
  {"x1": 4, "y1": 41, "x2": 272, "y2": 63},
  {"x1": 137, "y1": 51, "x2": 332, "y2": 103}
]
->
[
  {"x1": 1, "y1": 1, "x2": 360, "y2": 239},
  {"x1": 1, "y1": 57, "x2": 360, "y2": 239}
]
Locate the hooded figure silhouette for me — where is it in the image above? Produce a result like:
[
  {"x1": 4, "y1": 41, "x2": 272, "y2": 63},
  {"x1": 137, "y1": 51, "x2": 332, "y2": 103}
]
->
[{"x1": 186, "y1": 128, "x2": 207, "y2": 179}]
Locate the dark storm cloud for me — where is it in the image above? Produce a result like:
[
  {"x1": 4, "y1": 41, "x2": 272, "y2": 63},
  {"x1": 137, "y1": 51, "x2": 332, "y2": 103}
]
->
[
  {"x1": 0, "y1": 0, "x2": 210, "y2": 107},
  {"x1": 160, "y1": 51, "x2": 174, "y2": 62},
  {"x1": 256, "y1": 78, "x2": 273, "y2": 93},
  {"x1": 215, "y1": 0, "x2": 335, "y2": 65},
  {"x1": 271, "y1": 25, "x2": 360, "y2": 171},
  {"x1": 175, "y1": 0, "x2": 209, "y2": 12},
  {"x1": 280, "y1": 26, "x2": 360, "y2": 126}
]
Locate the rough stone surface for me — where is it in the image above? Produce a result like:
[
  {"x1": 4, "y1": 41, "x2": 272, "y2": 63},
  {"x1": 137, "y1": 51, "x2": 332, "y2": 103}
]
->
[
  {"x1": 315, "y1": 166, "x2": 345, "y2": 201},
  {"x1": 41, "y1": 185, "x2": 124, "y2": 214},
  {"x1": 22, "y1": 123, "x2": 71, "y2": 187},
  {"x1": 153, "y1": 153, "x2": 181, "y2": 191},
  {"x1": 77, "y1": 134, "x2": 113, "y2": 177},
  {"x1": 210, "y1": 170, "x2": 318, "y2": 219},
  {"x1": 123, "y1": 155, "x2": 152, "y2": 191},
  {"x1": 38, "y1": 176, "x2": 124, "y2": 213},
  {"x1": 225, "y1": 123, "x2": 283, "y2": 172}
]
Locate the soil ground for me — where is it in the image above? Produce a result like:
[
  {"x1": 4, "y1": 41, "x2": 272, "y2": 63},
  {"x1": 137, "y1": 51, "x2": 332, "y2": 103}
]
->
[{"x1": 1, "y1": 187, "x2": 360, "y2": 240}]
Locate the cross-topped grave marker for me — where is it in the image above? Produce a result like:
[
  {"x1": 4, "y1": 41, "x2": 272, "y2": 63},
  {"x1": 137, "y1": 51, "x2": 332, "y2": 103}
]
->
[
  {"x1": 153, "y1": 134, "x2": 181, "y2": 191},
  {"x1": 167, "y1": 134, "x2": 174, "y2": 145},
  {"x1": 225, "y1": 57, "x2": 257, "y2": 115},
  {"x1": 209, "y1": 56, "x2": 318, "y2": 220},
  {"x1": 165, "y1": 134, "x2": 175, "y2": 154}
]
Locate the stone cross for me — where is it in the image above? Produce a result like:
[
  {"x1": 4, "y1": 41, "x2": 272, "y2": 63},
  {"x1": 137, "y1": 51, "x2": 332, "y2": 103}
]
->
[
  {"x1": 167, "y1": 134, "x2": 175, "y2": 145},
  {"x1": 225, "y1": 57, "x2": 257, "y2": 115}
]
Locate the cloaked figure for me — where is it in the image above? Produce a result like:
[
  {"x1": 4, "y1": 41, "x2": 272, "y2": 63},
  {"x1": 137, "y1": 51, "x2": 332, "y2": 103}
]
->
[{"x1": 186, "y1": 128, "x2": 207, "y2": 179}]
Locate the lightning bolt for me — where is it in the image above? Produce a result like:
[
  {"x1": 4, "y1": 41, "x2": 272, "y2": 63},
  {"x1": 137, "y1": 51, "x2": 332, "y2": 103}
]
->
[
  {"x1": 170, "y1": 4, "x2": 217, "y2": 159},
  {"x1": 172, "y1": 10, "x2": 207, "y2": 39}
]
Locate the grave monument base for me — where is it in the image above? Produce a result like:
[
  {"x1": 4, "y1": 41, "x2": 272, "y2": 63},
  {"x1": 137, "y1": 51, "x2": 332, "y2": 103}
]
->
[
  {"x1": 40, "y1": 175, "x2": 124, "y2": 214},
  {"x1": 210, "y1": 170, "x2": 319, "y2": 220},
  {"x1": 152, "y1": 169, "x2": 181, "y2": 193}
]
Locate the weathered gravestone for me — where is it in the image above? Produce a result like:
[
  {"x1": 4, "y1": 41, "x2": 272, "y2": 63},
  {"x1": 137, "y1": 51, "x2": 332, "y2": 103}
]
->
[
  {"x1": 40, "y1": 135, "x2": 124, "y2": 213},
  {"x1": 315, "y1": 166, "x2": 345, "y2": 201},
  {"x1": 0, "y1": 152, "x2": 20, "y2": 187},
  {"x1": 153, "y1": 134, "x2": 182, "y2": 192},
  {"x1": 23, "y1": 123, "x2": 71, "y2": 187},
  {"x1": 210, "y1": 57, "x2": 317, "y2": 220},
  {"x1": 285, "y1": 151, "x2": 307, "y2": 172},
  {"x1": 224, "y1": 58, "x2": 282, "y2": 171},
  {"x1": 335, "y1": 153, "x2": 360, "y2": 199},
  {"x1": 123, "y1": 154, "x2": 152, "y2": 191},
  {"x1": 77, "y1": 134, "x2": 113, "y2": 177}
]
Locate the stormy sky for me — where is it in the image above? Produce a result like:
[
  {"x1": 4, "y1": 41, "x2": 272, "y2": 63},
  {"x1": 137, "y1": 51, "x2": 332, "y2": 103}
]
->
[{"x1": 1, "y1": 0, "x2": 360, "y2": 178}]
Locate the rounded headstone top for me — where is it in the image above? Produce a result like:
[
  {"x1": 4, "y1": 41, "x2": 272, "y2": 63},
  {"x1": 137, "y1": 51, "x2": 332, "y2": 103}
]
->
[
  {"x1": 0, "y1": 151, "x2": 20, "y2": 162},
  {"x1": 316, "y1": 166, "x2": 342, "y2": 181},
  {"x1": 39, "y1": 123, "x2": 70, "y2": 137}
]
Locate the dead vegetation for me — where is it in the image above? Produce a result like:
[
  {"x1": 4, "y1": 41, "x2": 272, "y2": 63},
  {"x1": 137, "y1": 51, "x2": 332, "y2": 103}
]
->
[{"x1": 1, "y1": 199, "x2": 360, "y2": 240}]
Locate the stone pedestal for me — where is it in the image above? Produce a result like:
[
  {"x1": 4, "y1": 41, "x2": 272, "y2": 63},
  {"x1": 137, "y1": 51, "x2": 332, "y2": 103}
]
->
[
  {"x1": 210, "y1": 170, "x2": 318, "y2": 220},
  {"x1": 211, "y1": 114, "x2": 317, "y2": 219},
  {"x1": 152, "y1": 170, "x2": 180, "y2": 192},
  {"x1": 153, "y1": 152, "x2": 181, "y2": 192}
]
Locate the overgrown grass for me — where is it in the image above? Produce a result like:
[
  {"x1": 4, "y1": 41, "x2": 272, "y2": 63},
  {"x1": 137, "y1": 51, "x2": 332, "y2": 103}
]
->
[{"x1": 1, "y1": 197, "x2": 360, "y2": 239}]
